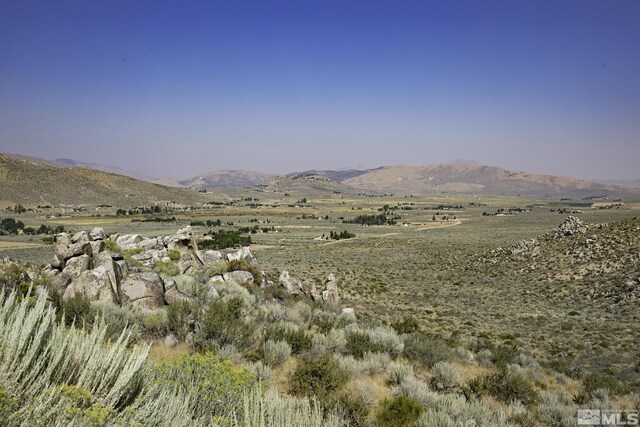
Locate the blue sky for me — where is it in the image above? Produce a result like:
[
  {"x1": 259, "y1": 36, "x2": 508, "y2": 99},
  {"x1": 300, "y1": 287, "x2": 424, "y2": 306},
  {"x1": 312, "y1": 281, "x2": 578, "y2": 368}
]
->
[{"x1": 1, "y1": 1, "x2": 639, "y2": 180}]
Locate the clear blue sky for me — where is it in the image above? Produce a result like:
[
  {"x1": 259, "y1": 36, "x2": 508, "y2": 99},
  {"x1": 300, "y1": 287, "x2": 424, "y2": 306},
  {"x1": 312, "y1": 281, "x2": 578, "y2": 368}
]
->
[{"x1": 1, "y1": 0, "x2": 638, "y2": 180}]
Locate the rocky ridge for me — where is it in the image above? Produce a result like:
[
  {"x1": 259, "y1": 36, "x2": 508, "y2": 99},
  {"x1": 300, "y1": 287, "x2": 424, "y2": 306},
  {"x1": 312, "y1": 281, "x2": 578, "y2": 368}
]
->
[
  {"x1": 482, "y1": 216, "x2": 640, "y2": 304},
  {"x1": 42, "y1": 226, "x2": 342, "y2": 310}
]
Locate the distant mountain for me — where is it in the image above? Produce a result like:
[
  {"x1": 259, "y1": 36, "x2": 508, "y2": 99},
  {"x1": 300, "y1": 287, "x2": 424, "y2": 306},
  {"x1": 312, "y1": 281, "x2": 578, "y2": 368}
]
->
[
  {"x1": 261, "y1": 174, "x2": 358, "y2": 195},
  {"x1": 287, "y1": 168, "x2": 373, "y2": 182},
  {"x1": 339, "y1": 163, "x2": 629, "y2": 196},
  {"x1": 0, "y1": 153, "x2": 203, "y2": 207},
  {"x1": 596, "y1": 179, "x2": 640, "y2": 188},
  {"x1": 51, "y1": 158, "x2": 151, "y2": 181},
  {"x1": 179, "y1": 170, "x2": 274, "y2": 188}
]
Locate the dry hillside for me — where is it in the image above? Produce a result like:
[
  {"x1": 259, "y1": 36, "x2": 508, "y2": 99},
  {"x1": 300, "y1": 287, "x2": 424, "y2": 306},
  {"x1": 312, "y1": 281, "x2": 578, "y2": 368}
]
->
[
  {"x1": 342, "y1": 163, "x2": 627, "y2": 195},
  {"x1": 0, "y1": 153, "x2": 203, "y2": 207}
]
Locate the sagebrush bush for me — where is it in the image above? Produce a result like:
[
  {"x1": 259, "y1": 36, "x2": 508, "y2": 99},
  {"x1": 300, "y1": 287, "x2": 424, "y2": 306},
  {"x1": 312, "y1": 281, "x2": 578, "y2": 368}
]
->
[
  {"x1": 242, "y1": 386, "x2": 345, "y2": 427},
  {"x1": 431, "y1": 361, "x2": 462, "y2": 390},
  {"x1": 387, "y1": 361, "x2": 414, "y2": 386},
  {"x1": 0, "y1": 289, "x2": 150, "y2": 417},
  {"x1": 366, "y1": 326, "x2": 404, "y2": 358},
  {"x1": 535, "y1": 390, "x2": 577, "y2": 427},
  {"x1": 264, "y1": 340, "x2": 292, "y2": 367},
  {"x1": 403, "y1": 332, "x2": 452, "y2": 368},
  {"x1": 249, "y1": 361, "x2": 273, "y2": 383},
  {"x1": 265, "y1": 323, "x2": 311, "y2": 355}
]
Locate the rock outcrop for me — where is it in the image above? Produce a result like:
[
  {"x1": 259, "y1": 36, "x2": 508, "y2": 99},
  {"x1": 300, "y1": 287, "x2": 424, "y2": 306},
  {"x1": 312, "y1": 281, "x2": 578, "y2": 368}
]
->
[{"x1": 43, "y1": 226, "x2": 343, "y2": 312}]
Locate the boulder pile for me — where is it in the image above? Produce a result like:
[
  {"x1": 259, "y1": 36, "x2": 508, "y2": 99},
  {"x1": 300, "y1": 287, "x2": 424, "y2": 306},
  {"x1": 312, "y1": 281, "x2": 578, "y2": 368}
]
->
[{"x1": 42, "y1": 226, "x2": 341, "y2": 310}]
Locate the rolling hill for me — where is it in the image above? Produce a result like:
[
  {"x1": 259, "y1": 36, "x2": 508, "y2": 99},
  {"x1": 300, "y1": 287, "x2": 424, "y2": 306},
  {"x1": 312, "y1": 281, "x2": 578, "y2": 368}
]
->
[
  {"x1": 179, "y1": 170, "x2": 274, "y2": 189},
  {"x1": 0, "y1": 153, "x2": 203, "y2": 207},
  {"x1": 339, "y1": 163, "x2": 628, "y2": 196},
  {"x1": 260, "y1": 174, "x2": 358, "y2": 195}
]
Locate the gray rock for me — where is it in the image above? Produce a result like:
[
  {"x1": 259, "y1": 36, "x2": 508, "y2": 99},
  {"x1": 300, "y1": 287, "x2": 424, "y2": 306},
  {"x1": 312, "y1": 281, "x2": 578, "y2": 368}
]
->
[
  {"x1": 62, "y1": 254, "x2": 92, "y2": 279},
  {"x1": 64, "y1": 266, "x2": 119, "y2": 304},
  {"x1": 116, "y1": 234, "x2": 143, "y2": 249},
  {"x1": 60, "y1": 242, "x2": 93, "y2": 261},
  {"x1": 195, "y1": 250, "x2": 224, "y2": 265},
  {"x1": 94, "y1": 252, "x2": 123, "y2": 304},
  {"x1": 322, "y1": 273, "x2": 339, "y2": 305},
  {"x1": 227, "y1": 247, "x2": 257, "y2": 264},
  {"x1": 72, "y1": 230, "x2": 92, "y2": 244},
  {"x1": 120, "y1": 272, "x2": 165, "y2": 310},
  {"x1": 138, "y1": 237, "x2": 162, "y2": 251},
  {"x1": 89, "y1": 240, "x2": 105, "y2": 256},
  {"x1": 279, "y1": 270, "x2": 302, "y2": 294},
  {"x1": 115, "y1": 260, "x2": 128, "y2": 276},
  {"x1": 43, "y1": 265, "x2": 59, "y2": 277},
  {"x1": 224, "y1": 270, "x2": 254, "y2": 286},
  {"x1": 310, "y1": 284, "x2": 322, "y2": 301},
  {"x1": 164, "y1": 287, "x2": 194, "y2": 305},
  {"x1": 50, "y1": 253, "x2": 65, "y2": 270},
  {"x1": 89, "y1": 227, "x2": 106, "y2": 240},
  {"x1": 56, "y1": 232, "x2": 72, "y2": 247},
  {"x1": 51, "y1": 272, "x2": 73, "y2": 293}
]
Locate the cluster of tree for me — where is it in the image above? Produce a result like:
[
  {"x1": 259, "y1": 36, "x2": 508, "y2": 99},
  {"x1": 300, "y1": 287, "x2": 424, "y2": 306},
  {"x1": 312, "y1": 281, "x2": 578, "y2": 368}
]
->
[
  {"x1": 198, "y1": 229, "x2": 252, "y2": 250},
  {"x1": 0, "y1": 218, "x2": 65, "y2": 236},
  {"x1": 142, "y1": 217, "x2": 177, "y2": 223},
  {"x1": 116, "y1": 205, "x2": 166, "y2": 216},
  {"x1": 6, "y1": 204, "x2": 27, "y2": 213},
  {"x1": 0, "y1": 218, "x2": 25, "y2": 234},
  {"x1": 344, "y1": 214, "x2": 397, "y2": 226},
  {"x1": 190, "y1": 219, "x2": 224, "y2": 227},
  {"x1": 326, "y1": 230, "x2": 356, "y2": 241},
  {"x1": 238, "y1": 225, "x2": 272, "y2": 234}
]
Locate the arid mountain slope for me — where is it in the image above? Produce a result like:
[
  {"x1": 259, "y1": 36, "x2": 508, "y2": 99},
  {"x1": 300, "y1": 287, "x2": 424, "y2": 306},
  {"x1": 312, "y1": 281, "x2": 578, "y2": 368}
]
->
[
  {"x1": 342, "y1": 163, "x2": 626, "y2": 195},
  {"x1": 261, "y1": 174, "x2": 358, "y2": 195},
  {"x1": 180, "y1": 170, "x2": 274, "y2": 188},
  {"x1": 0, "y1": 153, "x2": 202, "y2": 207}
]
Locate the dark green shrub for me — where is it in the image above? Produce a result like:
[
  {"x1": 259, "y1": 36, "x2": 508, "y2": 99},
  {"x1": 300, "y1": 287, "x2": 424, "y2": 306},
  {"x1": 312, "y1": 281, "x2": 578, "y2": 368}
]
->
[
  {"x1": 376, "y1": 395, "x2": 424, "y2": 427},
  {"x1": 153, "y1": 352, "x2": 255, "y2": 423},
  {"x1": 199, "y1": 296, "x2": 256, "y2": 351},
  {"x1": 583, "y1": 372, "x2": 622, "y2": 395},
  {"x1": 227, "y1": 259, "x2": 263, "y2": 282},
  {"x1": 391, "y1": 316, "x2": 420, "y2": 334},
  {"x1": 198, "y1": 230, "x2": 251, "y2": 250},
  {"x1": 290, "y1": 355, "x2": 349, "y2": 401},
  {"x1": 167, "y1": 249, "x2": 181, "y2": 261},
  {"x1": 265, "y1": 324, "x2": 312, "y2": 354},
  {"x1": 468, "y1": 369, "x2": 538, "y2": 405},
  {"x1": 345, "y1": 331, "x2": 383, "y2": 359},
  {"x1": 0, "y1": 384, "x2": 18, "y2": 425},
  {"x1": 50, "y1": 291, "x2": 94, "y2": 327},
  {"x1": 491, "y1": 344, "x2": 518, "y2": 369},
  {"x1": 166, "y1": 300, "x2": 196, "y2": 340},
  {"x1": 403, "y1": 332, "x2": 452, "y2": 368},
  {"x1": 153, "y1": 261, "x2": 180, "y2": 276},
  {"x1": 333, "y1": 391, "x2": 369, "y2": 427}
]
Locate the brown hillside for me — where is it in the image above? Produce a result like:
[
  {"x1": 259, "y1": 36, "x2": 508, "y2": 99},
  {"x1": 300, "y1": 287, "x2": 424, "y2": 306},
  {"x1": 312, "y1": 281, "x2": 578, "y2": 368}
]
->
[{"x1": 0, "y1": 153, "x2": 203, "y2": 207}]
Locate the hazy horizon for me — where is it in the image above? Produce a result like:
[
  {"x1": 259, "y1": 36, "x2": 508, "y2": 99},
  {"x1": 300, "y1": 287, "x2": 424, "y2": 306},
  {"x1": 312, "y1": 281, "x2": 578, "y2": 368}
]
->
[{"x1": 1, "y1": 1, "x2": 639, "y2": 181}]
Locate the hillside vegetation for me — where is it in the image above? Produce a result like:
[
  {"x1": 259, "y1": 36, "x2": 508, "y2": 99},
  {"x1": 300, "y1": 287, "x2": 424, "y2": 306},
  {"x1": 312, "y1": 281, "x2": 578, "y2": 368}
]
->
[{"x1": 0, "y1": 153, "x2": 203, "y2": 207}]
